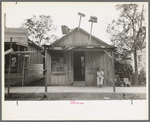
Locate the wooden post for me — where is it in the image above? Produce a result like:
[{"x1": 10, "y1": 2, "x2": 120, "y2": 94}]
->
[
  {"x1": 89, "y1": 22, "x2": 93, "y2": 42},
  {"x1": 78, "y1": 12, "x2": 85, "y2": 31},
  {"x1": 21, "y1": 48, "x2": 26, "y2": 86},
  {"x1": 4, "y1": 13, "x2": 6, "y2": 28},
  {"x1": 8, "y1": 37, "x2": 12, "y2": 94},
  {"x1": 22, "y1": 55, "x2": 25, "y2": 86},
  {"x1": 104, "y1": 53, "x2": 107, "y2": 86},
  {"x1": 24, "y1": 48, "x2": 28, "y2": 83},
  {"x1": 89, "y1": 16, "x2": 97, "y2": 42},
  {"x1": 112, "y1": 50, "x2": 115, "y2": 92},
  {"x1": 45, "y1": 49, "x2": 51, "y2": 92},
  {"x1": 17, "y1": 46, "x2": 20, "y2": 73},
  {"x1": 78, "y1": 16, "x2": 82, "y2": 31},
  {"x1": 45, "y1": 49, "x2": 48, "y2": 92},
  {"x1": 71, "y1": 51, "x2": 74, "y2": 82}
]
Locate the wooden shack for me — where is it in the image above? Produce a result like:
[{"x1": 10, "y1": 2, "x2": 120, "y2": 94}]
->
[
  {"x1": 43, "y1": 27, "x2": 115, "y2": 88},
  {"x1": 4, "y1": 28, "x2": 44, "y2": 86}
]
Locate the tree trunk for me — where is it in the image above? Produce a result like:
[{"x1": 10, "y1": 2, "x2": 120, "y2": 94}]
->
[{"x1": 134, "y1": 49, "x2": 138, "y2": 86}]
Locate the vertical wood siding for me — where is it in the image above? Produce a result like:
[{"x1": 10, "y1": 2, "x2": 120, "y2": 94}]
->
[
  {"x1": 85, "y1": 51, "x2": 113, "y2": 86},
  {"x1": 28, "y1": 44, "x2": 43, "y2": 64},
  {"x1": 55, "y1": 30, "x2": 110, "y2": 48},
  {"x1": 49, "y1": 51, "x2": 73, "y2": 86},
  {"x1": 48, "y1": 50, "x2": 114, "y2": 86},
  {"x1": 4, "y1": 28, "x2": 28, "y2": 46}
]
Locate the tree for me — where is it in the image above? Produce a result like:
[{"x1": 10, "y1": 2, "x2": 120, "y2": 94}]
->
[
  {"x1": 107, "y1": 4, "x2": 146, "y2": 86},
  {"x1": 21, "y1": 15, "x2": 58, "y2": 46}
]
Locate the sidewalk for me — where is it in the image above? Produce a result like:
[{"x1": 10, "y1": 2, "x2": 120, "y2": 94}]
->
[
  {"x1": 5, "y1": 86, "x2": 147, "y2": 100},
  {"x1": 5, "y1": 86, "x2": 146, "y2": 93}
]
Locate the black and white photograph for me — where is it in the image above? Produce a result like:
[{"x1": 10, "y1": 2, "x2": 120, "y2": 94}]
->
[{"x1": 2, "y1": 2, "x2": 148, "y2": 120}]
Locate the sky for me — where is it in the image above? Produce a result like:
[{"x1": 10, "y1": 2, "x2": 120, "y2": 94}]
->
[{"x1": 2, "y1": 2, "x2": 147, "y2": 44}]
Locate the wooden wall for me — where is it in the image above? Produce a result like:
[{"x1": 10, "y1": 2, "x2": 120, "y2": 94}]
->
[
  {"x1": 5, "y1": 28, "x2": 28, "y2": 46},
  {"x1": 5, "y1": 74, "x2": 22, "y2": 86},
  {"x1": 85, "y1": 51, "x2": 113, "y2": 86},
  {"x1": 47, "y1": 50, "x2": 114, "y2": 86},
  {"x1": 54, "y1": 29, "x2": 110, "y2": 48},
  {"x1": 5, "y1": 64, "x2": 44, "y2": 86},
  {"x1": 48, "y1": 51, "x2": 73, "y2": 86},
  {"x1": 27, "y1": 44, "x2": 43, "y2": 64},
  {"x1": 25, "y1": 64, "x2": 44, "y2": 85}
]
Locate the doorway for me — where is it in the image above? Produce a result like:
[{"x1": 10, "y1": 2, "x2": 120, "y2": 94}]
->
[{"x1": 73, "y1": 51, "x2": 85, "y2": 81}]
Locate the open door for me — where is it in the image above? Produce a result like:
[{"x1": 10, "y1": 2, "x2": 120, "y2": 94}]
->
[{"x1": 73, "y1": 51, "x2": 85, "y2": 81}]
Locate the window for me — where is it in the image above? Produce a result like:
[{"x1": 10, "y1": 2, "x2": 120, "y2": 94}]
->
[
  {"x1": 51, "y1": 52, "x2": 64, "y2": 73},
  {"x1": 5, "y1": 55, "x2": 18, "y2": 73}
]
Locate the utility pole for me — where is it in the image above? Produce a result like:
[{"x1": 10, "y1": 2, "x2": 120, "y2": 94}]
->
[
  {"x1": 78, "y1": 12, "x2": 85, "y2": 31},
  {"x1": 89, "y1": 16, "x2": 97, "y2": 42}
]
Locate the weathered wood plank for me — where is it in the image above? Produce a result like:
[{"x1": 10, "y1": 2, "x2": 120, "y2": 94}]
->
[
  {"x1": 84, "y1": 51, "x2": 114, "y2": 86},
  {"x1": 17, "y1": 46, "x2": 20, "y2": 73},
  {"x1": 48, "y1": 51, "x2": 51, "y2": 86},
  {"x1": 71, "y1": 51, "x2": 73, "y2": 83},
  {"x1": 8, "y1": 37, "x2": 12, "y2": 94},
  {"x1": 53, "y1": 29, "x2": 112, "y2": 48},
  {"x1": 64, "y1": 51, "x2": 69, "y2": 85},
  {"x1": 5, "y1": 28, "x2": 28, "y2": 46},
  {"x1": 5, "y1": 48, "x2": 13, "y2": 55},
  {"x1": 13, "y1": 51, "x2": 37, "y2": 54},
  {"x1": 112, "y1": 51, "x2": 115, "y2": 92},
  {"x1": 73, "y1": 48, "x2": 113, "y2": 52},
  {"x1": 104, "y1": 53, "x2": 107, "y2": 86},
  {"x1": 104, "y1": 51, "x2": 112, "y2": 59},
  {"x1": 21, "y1": 55, "x2": 25, "y2": 86},
  {"x1": 45, "y1": 50, "x2": 48, "y2": 91}
]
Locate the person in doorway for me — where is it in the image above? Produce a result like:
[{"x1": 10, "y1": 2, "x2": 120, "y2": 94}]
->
[{"x1": 97, "y1": 67, "x2": 104, "y2": 88}]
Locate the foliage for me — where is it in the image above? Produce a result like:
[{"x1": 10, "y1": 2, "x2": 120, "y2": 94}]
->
[
  {"x1": 115, "y1": 59, "x2": 133, "y2": 77},
  {"x1": 107, "y1": 4, "x2": 146, "y2": 85},
  {"x1": 107, "y1": 4, "x2": 146, "y2": 59},
  {"x1": 21, "y1": 15, "x2": 58, "y2": 46}
]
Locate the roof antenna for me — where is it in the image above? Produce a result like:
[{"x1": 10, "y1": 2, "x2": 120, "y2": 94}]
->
[
  {"x1": 89, "y1": 16, "x2": 97, "y2": 41},
  {"x1": 78, "y1": 12, "x2": 85, "y2": 31}
]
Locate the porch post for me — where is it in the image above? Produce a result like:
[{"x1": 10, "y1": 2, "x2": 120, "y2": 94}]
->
[
  {"x1": 8, "y1": 37, "x2": 12, "y2": 94},
  {"x1": 104, "y1": 52, "x2": 107, "y2": 86},
  {"x1": 21, "y1": 48, "x2": 26, "y2": 86},
  {"x1": 21, "y1": 55, "x2": 25, "y2": 86},
  {"x1": 112, "y1": 50, "x2": 115, "y2": 92},
  {"x1": 45, "y1": 49, "x2": 51, "y2": 92},
  {"x1": 45, "y1": 49, "x2": 48, "y2": 92},
  {"x1": 17, "y1": 46, "x2": 20, "y2": 73}
]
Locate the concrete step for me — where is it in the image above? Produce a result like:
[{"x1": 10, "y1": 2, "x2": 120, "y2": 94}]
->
[{"x1": 73, "y1": 81, "x2": 85, "y2": 87}]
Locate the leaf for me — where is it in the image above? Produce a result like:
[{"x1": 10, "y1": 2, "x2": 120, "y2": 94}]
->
[{"x1": 21, "y1": 15, "x2": 58, "y2": 46}]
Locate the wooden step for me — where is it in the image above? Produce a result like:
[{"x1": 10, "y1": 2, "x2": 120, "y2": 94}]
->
[{"x1": 73, "y1": 81, "x2": 85, "y2": 87}]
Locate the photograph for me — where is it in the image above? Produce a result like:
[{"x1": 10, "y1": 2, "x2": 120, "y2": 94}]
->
[{"x1": 2, "y1": 2, "x2": 148, "y2": 120}]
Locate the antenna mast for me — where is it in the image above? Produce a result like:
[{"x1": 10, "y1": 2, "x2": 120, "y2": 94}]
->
[
  {"x1": 78, "y1": 12, "x2": 85, "y2": 31},
  {"x1": 89, "y1": 16, "x2": 97, "y2": 41}
]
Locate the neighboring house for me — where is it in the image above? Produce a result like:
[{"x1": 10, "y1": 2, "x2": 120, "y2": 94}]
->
[
  {"x1": 5, "y1": 28, "x2": 44, "y2": 86},
  {"x1": 43, "y1": 27, "x2": 115, "y2": 87}
]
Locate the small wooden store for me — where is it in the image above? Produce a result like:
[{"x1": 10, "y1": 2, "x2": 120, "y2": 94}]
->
[
  {"x1": 43, "y1": 27, "x2": 115, "y2": 88},
  {"x1": 5, "y1": 28, "x2": 44, "y2": 86}
]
